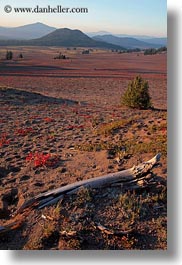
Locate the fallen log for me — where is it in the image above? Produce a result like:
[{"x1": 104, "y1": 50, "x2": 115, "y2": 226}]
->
[
  {"x1": 0, "y1": 153, "x2": 161, "y2": 234},
  {"x1": 94, "y1": 222, "x2": 134, "y2": 236}
]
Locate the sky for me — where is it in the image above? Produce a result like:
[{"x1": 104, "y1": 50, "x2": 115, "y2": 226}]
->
[{"x1": 0, "y1": 0, "x2": 167, "y2": 37}]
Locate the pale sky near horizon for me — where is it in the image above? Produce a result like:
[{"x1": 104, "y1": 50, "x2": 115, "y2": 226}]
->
[{"x1": 0, "y1": 0, "x2": 167, "y2": 37}]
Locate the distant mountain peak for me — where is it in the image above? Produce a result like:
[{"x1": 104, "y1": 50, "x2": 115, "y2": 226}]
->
[
  {"x1": 35, "y1": 22, "x2": 44, "y2": 25},
  {"x1": 0, "y1": 22, "x2": 56, "y2": 40}
]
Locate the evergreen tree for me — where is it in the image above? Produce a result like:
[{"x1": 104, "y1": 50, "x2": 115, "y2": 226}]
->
[
  {"x1": 6, "y1": 50, "x2": 13, "y2": 60},
  {"x1": 19, "y1": 53, "x2": 23, "y2": 58},
  {"x1": 121, "y1": 76, "x2": 152, "y2": 109}
]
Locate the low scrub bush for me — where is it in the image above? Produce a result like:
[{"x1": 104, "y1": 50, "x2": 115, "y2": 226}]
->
[{"x1": 121, "y1": 76, "x2": 152, "y2": 109}]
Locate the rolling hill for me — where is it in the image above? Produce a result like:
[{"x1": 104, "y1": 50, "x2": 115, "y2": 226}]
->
[
  {"x1": 0, "y1": 28, "x2": 125, "y2": 49},
  {"x1": 31, "y1": 28, "x2": 125, "y2": 49},
  {"x1": 93, "y1": 34, "x2": 162, "y2": 49},
  {"x1": 139, "y1": 37, "x2": 167, "y2": 46}
]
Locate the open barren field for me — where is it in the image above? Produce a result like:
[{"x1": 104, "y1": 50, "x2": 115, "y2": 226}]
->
[{"x1": 0, "y1": 47, "x2": 167, "y2": 250}]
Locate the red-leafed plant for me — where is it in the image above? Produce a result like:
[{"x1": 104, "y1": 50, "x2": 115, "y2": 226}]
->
[
  {"x1": 0, "y1": 133, "x2": 10, "y2": 147},
  {"x1": 16, "y1": 127, "x2": 34, "y2": 136},
  {"x1": 26, "y1": 152, "x2": 59, "y2": 168},
  {"x1": 44, "y1": 117, "x2": 55, "y2": 123}
]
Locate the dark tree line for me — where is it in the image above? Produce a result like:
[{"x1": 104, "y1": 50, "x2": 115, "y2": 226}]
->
[
  {"x1": 5, "y1": 50, "x2": 23, "y2": 60},
  {"x1": 144, "y1": 46, "x2": 167, "y2": 55}
]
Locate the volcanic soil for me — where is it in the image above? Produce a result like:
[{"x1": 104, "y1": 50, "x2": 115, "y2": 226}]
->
[{"x1": 0, "y1": 48, "x2": 167, "y2": 249}]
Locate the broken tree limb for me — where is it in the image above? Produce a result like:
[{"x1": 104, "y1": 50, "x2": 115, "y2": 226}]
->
[
  {"x1": 94, "y1": 222, "x2": 134, "y2": 236},
  {"x1": 0, "y1": 153, "x2": 161, "y2": 234},
  {"x1": 19, "y1": 153, "x2": 161, "y2": 211}
]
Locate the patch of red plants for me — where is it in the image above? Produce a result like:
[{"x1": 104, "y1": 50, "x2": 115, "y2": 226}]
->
[
  {"x1": 26, "y1": 152, "x2": 59, "y2": 168},
  {"x1": 29, "y1": 115, "x2": 39, "y2": 119},
  {"x1": 44, "y1": 117, "x2": 55, "y2": 123},
  {"x1": 0, "y1": 133, "x2": 10, "y2": 147},
  {"x1": 160, "y1": 127, "x2": 167, "y2": 134},
  {"x1": 15, "y1": 127, "x2": 34, "y2": 136}
]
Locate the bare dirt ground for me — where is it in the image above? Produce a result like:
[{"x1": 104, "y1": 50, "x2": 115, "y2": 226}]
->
[{"x1": 0, "y1": 47, "x2": 167, "y2": 249}]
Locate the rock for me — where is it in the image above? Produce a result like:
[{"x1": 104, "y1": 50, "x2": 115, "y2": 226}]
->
[{"x1": 20, "y1": 175, "x2": 30, "y2": 182}]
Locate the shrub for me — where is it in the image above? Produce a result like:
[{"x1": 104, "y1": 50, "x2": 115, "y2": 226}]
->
[
  {"x1": 144, "y1": 48, "x2": 157, "y2": 55},
  {"x1": 54, "y1": 52, "x2": 67, "y2": 59},
  {"x1": 6, "y1": 50, "x2": 13, "y2": 60},
  {"x1": 82, "y1": 50, "x2": 89, "y2": 54},
  {"x1": 121, "y1": 76, "x2": 152, "y2": 109},
  {"x1": 18, "y1": 53, "x2": 23, "y2": 58}
]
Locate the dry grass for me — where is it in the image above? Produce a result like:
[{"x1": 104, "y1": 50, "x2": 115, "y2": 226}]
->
[{"x1": 96, "y1": 119, "x2": 130, "y2": 136}]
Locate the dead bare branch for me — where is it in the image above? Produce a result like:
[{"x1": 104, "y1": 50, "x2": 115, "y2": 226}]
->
[{"x1": 0, "y1": 154, "x2": 161, "y2": 234}]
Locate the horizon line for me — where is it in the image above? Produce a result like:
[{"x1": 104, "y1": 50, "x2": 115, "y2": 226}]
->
[{"x1": 0, "y1": 22, "x2": 167, "y2": 39}]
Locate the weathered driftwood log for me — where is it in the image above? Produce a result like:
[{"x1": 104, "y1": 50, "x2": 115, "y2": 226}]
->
[{"x1": 0, "y1": 154, "x2": 161, "y2": 234}]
